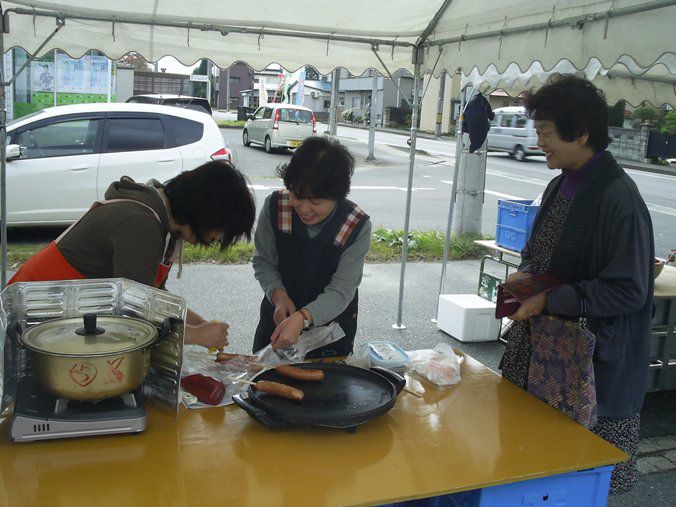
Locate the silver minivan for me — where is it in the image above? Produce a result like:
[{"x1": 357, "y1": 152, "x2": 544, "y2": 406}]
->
[
  {"x1": 487, "y1": 106, "x2": 544, "y2": 161},
  {"x1": 242, "y1": 103, "x2": 316, "y2": 153}
]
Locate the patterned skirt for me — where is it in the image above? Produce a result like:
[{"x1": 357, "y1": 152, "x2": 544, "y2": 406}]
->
[{"x1": 500, "y1": 321, "x2": 640, "y2": 495}]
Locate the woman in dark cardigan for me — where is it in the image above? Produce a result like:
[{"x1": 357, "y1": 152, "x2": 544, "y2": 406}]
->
[{"x1": 500, "y1": 76, "x2": 654, "y2": 495}]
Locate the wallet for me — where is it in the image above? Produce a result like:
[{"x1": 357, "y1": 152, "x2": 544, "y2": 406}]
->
[{"x1": 495, "y1": 272, "x2": 565, "y2": 319}]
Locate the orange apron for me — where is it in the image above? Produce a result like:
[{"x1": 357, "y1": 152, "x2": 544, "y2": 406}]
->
[{"x1": 9, "y1": 199, "x2": 174, "y2": 288}]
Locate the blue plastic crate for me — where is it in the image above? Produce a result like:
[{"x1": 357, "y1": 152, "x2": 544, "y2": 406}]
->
[
  {"x1": 381, "y1": 465, "x2": 613, "y2": 507},
  {"x1": 495, "y1": 199, "x2": 540, "y2": 252}
]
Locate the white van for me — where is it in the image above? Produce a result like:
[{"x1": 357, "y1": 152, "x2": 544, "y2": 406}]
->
[
  {"x1": 242, "y1": 103, "x2": 316, "y2": 153},
  {"x1": 487, "y1": 106, "x2": 544, "y2": 161}
]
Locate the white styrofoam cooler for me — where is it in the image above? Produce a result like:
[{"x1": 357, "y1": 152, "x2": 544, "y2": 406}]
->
[{"x1": 437, "y1": 294, "x2": 500, "y2": 342}]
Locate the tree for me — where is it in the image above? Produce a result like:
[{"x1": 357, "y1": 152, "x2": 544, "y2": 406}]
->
[
  {"x1": 633, "y1": 106, "x2": 658, "y2": 124},
  {"x1": 607, "y1": 99, "x2": 626, "y2": 127},
  {"x1": 117, "y1": 52, "x2": 153, "y2": 71},
  {"x1": 192, "y1": 60, "x2": 208, "y2": 98},
  {"x1": 661, "y1": 111, "x2": 676, "y2": 135}
]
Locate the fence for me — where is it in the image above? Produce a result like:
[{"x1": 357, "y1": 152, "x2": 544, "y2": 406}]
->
[{"x1": 608, "y1": 125, "x2": 650, "y2": 162}]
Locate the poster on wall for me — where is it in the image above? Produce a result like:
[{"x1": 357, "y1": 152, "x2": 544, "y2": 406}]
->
[
  {"x1": 31, "y1": 61, "x2": 55, "y2": 92},
  {"x1": 57, "y1": 53, "x2": 88, "y2": 93},
  {"x1": 88, "y1": 56, "x2": 110, "y2": 94}
]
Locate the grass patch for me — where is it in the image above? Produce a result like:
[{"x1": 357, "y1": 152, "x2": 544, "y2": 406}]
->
[
  {"x1": 369, "y1": 228, "x2": 486, "y2": 262},
  {"x1": 7, "y1": 229, "x2": 490, "y2": 269},
  {"x1": 216, "y1": 120, "x2": 246, "y2": 128}
]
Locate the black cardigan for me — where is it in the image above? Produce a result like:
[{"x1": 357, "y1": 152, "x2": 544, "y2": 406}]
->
[{"x1": 520, "y1": 152, "x2": 655, "y2": 418}]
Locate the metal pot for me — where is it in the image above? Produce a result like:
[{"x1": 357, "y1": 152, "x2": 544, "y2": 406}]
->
[{"x1": 10, "y1": 314, "x2": 165, "y2": 401}]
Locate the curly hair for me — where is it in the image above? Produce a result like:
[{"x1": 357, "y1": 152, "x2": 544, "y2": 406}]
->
[
  {"x1": 164, "y1": 160, "x2": 256, "y2": 250},
  {"x1": 524, "y1": 75, "x2": 609, "y2": 152},
  {"x1": 276, "y1": 136, "x2": 354, "y2": 200}
]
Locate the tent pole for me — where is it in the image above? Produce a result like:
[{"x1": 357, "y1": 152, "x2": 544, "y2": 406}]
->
[
  {"x1": 1, "y1": 17, "x2": 6, "y2": 289},
  {"x1": 372, "y1": 48, "x2": 412, "y2": 108},
  {"x1": 0, "y1": 16, "x2": 64, "y2": 289},
  {"x1": 393, "y1": 54, "x2": 422, "y2": 330},
  {"x1": 434, "y1": 85, "x2": 468, "y2": 319}
]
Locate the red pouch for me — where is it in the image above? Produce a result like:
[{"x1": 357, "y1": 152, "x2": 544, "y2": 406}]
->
[
  {"x1": 495, "y1": 272, "x2": 565, "y2": 319},
  {"x1": 181, "y1": 374, "x2": 226, "y2": 405}
]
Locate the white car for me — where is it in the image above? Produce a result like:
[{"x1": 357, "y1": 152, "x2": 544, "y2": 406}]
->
[
  {"x1": 487, "y1": 106, "x2": 544, "y2": 161},
  {"x1": 242, "y1": 103, "x2": 316, "y2": 153},
  {"x1": 3, "y1": 103, "x2": 231, "y2": 227}
]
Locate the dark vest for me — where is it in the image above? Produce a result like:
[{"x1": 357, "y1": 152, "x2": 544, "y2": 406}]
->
[{"x1": 253, "y1": 190, "x2": 369, "y2": 358}]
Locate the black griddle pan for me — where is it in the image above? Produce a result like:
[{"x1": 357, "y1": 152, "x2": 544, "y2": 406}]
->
[{"x1": 232, "y1": 363, "x2": 404, "y2": 432}]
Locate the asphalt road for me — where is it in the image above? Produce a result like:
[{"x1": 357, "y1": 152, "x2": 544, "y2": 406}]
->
[{"x1": 225, "y1": 124, "x2": 676, "y2": 258}]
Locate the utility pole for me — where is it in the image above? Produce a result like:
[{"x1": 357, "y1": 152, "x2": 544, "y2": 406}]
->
[
  {"x1": 328, "y1": 68, "x2": 341, "y2": 136},
  {"x1": 206, "y1": 60, "x2": 212, "y2": 105},
  {"x1": 225, "y1": 67, "x2": 231, "y2": 110},
  {"x1": 367, "y1": 69, "x2": 378, "y2": 160},
  {"x1": 435, "y1": 70, "x2": 446, "y2": 138}
]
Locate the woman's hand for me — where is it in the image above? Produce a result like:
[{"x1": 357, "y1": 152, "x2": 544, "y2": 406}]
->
[
  {"x1": 185, "y1": 320, "x2": 230, "y2": 349},
  {"x1": 506, "y1": 271, "x2": 532, "y2": 283},
  {"x1": 271, "y1": 288, "x2": 296, "y2": 326},
  {"x1": 509, "y1": 292, "x2": 547, "y2": 321},
  {"x1": 269, "y1": 311, "x2": 305, "y2": 350}
]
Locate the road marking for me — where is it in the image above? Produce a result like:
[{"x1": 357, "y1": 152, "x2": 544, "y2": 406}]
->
[
  {"x1": 625, "y1": 169, "x2": 676, "y2": 181},
  {"x1": 250, "y1": 184, "x2": 435, "y2": 192},
  {"x1": 487, "y1": 169, "x2": 548, "y2": 186},
  {"x1": 647, "y1": 203, "x2": 676, "y2": 217},
  {"x1": 484, "y1": 189, "x2": 529, "y2": 201},
  {"x1": 352, "y1": 186, "x2": 435, "y2": 192}
]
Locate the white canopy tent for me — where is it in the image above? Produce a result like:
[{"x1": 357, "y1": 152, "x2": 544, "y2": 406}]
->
[
  {"x1": 462, "y1": 54, "x2": 676, "y2": 107},
  {"x1": 1, "y1": 0, "x2": 675, "y2": 328}
]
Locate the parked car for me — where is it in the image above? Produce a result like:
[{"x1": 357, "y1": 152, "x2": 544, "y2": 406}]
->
[
  {"x1": 486, "y1": 106, "x2": 544, "y2": 161},
  {"x1": 126, "y1": 94, "x2": 212, "y2": 115},
  {"x1": 3, "y1": 103, "x2": 231, "y2": 227},
  {"x1": 242, "y1": 103, "x2": 316, "y2": 153}
]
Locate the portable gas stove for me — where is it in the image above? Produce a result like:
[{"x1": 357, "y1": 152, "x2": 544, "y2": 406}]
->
[
  {"x1": 11, "y1": 368, "x2": 147, "y2": 442},
  {"x1": 1, "y1": 278, "x2": 188, "y2": 444}
]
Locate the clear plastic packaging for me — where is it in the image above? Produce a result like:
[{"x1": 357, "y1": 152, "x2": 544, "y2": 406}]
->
[{"x1": 407, "y1": 343, "x2": 464, "y2": 388}]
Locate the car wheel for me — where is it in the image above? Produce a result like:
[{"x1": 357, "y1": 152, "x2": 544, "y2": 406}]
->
[
  {"x1": 513, "y1": 146, "x2": 526, "y2": 162},
  {"x1": 264, "y1": 136, "x2": 273, "y2": 154},
  {"x1": 242, "y1": 130, "x2": 251, "y2": 147}
]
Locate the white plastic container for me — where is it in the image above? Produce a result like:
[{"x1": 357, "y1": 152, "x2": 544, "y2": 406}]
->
[
  {"x1": 436, "y1": 294, "x2": 500, "y2": 342},
  {"x1": 367, "y1": 341, "x2": 410, "y2": 372}
]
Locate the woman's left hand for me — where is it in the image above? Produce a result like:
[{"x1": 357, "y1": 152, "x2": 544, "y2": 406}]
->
[
  {"x1": 185, "y1": 320, "x2": 230, "y2": 349},
  {"x1": 269, "y1": 311, "x2": 304, "y2": 350},
  {"x1": 510, "y1": 292, "x2": 547, "y2": 321}
]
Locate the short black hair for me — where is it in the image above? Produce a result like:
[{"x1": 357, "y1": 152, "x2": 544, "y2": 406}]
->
[
  {"x1": 164, "y1": 160, "x2": 255, "y2": 249},
  {"x1": 276, "y1": 136, "x2": 354, "y2": 200},
  {"x1": 524, "y1": 75, "x2": 609, "y2": 152}
]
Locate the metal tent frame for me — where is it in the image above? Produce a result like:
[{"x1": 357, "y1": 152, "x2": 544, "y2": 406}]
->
[{"x1": 1, "y1": 0, "x2": 674, "y2": 330}]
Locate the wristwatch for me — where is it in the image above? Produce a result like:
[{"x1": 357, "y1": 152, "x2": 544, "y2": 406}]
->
[{"x1": 299, "y1": 308, "x2": 312, "y2": 329}]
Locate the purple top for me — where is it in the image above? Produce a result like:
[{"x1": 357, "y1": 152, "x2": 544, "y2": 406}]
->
[{"x1": 560, "y1": 152, "x2": 603, "y2": 198}]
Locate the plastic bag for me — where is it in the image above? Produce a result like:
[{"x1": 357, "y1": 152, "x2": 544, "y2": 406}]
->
[
  {"x1": 256, "y1": 322, "x2": 345, "y2": 365},
  {"x1": 344, "y1": 342, "x2": 372, "y2": 369},
  {"x1": 407, "y1": 343, "x2": 464, "y2": 387},
  {"x1": 180, "y1": 323, "x2": 345, "y2": 409}
]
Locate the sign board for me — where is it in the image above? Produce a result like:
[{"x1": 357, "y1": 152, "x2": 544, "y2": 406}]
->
[
  {"x1": 190, "y1": 74, "x2": 208, "y2": 82},
  {"x1": 478, "y1": 272, "x2": 502, "y2": 304}
]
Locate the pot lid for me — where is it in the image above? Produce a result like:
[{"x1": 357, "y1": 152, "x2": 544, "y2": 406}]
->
[{"x1": 21, "y1": 314, "x2": 158, "y2": 356}]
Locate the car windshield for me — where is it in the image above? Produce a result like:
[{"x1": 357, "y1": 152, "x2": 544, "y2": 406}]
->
[{"x1": 279, "y1": 108, "x2": 312, "y2": 124}]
